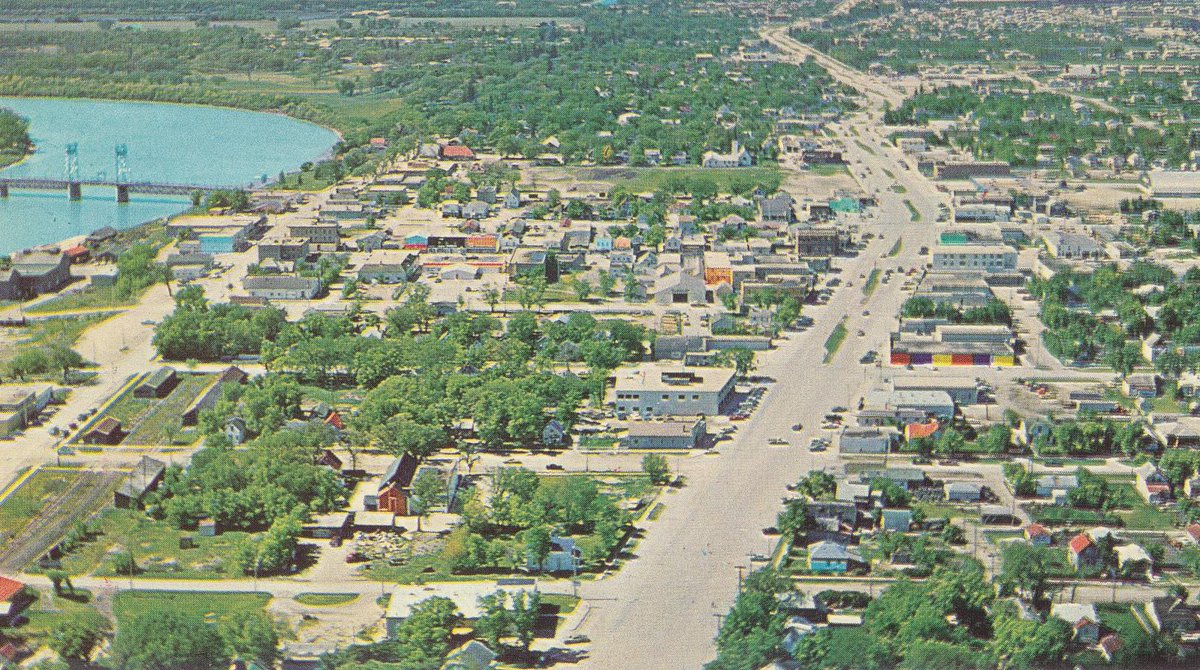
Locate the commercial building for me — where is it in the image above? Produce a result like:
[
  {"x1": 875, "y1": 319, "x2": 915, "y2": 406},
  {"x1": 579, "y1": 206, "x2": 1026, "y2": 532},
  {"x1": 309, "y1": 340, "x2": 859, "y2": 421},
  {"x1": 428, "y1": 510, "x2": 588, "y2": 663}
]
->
[
  {"x1": 258, "y1": 238, "x2": 311, "y2": 262},
  {"x1": 794, "y1": 228, "x2": 841, "y2": 257},
  {"x1": 166, "y1": 215, "x2": 265, "y2": 253},
  {"x1": 0, "y1": 252, "x2": 73, "y2": 301},
  {"x1": 891, "y1": 377, "x2": 978, "y2": 405},
  {"x1": 838, "y1": 427, "x2": 896, "y2": 454},
  {"x1": 621, "y1": 419, "x2": 707, "y2": 449},
  {"x1": 931, "y1": 244, "x2": 1018, "y2": 273},
  {"x1": 934, "y1": 161, "x2": 1011, "y2": 180},
  {"x1": 1043, "y1": 231, "x2": 1103, "y2": 260},
  {"x1": 611, "y1": 364, "x2": 736, "y2": 417},
  {"x1": 357, "y1": 252, "x2": 417, "y2": 284},
  {"x1": 287, "y1": 223, "x2": 341, "y2": 247},
  {"x1": 242, "y1": 276, "x2": 322, "y2": 300},
  {"x1": 0, "y1": 385, "x2": 54, "y2": 437},
  {"x1": 889, "y1": 323, "x2": 1016, "y2": 367},
  {"x1": 1143, "y1": 171, "x2": 1200, "y2": 198}
]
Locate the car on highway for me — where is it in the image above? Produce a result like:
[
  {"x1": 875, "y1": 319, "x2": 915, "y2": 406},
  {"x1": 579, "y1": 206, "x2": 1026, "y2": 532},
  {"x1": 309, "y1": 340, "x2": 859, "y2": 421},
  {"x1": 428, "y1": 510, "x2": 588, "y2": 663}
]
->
[
  {"x1": 860, "y1": 352, "x2": 877, "y2": 364},
  {"x1": 768, "y1": 438, "x2": 788, "y2": 446},
  {"x1": 791, "y1": 423, "x2": 803, "y2": 431},
  {"x1": 831, "y1": 406, "x2": 848, "y2": 413}
]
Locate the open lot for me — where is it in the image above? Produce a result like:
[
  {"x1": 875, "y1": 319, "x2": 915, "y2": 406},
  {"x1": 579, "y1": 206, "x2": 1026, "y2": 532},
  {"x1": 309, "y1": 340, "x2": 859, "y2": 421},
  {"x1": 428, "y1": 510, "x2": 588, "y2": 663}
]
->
[{"x1": 97, "y1": 371, "x2": 213, "y2": 446}]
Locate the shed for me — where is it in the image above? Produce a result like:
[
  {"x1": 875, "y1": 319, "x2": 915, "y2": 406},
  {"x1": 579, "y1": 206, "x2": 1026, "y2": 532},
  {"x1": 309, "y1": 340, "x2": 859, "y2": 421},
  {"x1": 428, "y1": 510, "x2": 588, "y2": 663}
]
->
[
  {"x1": 114, "y1": 456, "x2": 167, "y2": 509},
  {"x1": 82, "y1": 417, "x2": 123, "y2": 445},
  {"x1": 134, "y1": 367, "x2": 179, "y2": 399}
]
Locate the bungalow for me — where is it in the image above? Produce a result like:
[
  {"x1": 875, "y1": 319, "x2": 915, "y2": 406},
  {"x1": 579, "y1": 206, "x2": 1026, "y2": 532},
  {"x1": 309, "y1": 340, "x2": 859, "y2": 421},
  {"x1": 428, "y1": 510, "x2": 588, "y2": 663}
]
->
[
  {"x1": 443, "y1": 640, "x2": 499, "y2": 670},
  {"x1": 807, "y1": 541, "x2": 863, "y2": 574},
  {"x1": 0, "y1": 577, "x2": 26, "y2": 625},
  {"x1": 358, "y1": 252, "x2": 417, "y2": 284},
  {"x1": 1050, "y1": 603, "x2": 1100, "y2": 644},
  {"x1": 441, "y1": 144, "x2": 475, "y2": 161},
  {"x1": 1096, "y1": 634, "x2": 1123, "y2": 663},
  {"x1": 1068, "y1": 532, "x2": 1100, "y2": 569},
  {"x1": 1115, "y1": 543, "x2": 1153, "y2": 576},
  {"x1": 542, "y1": 420, "x2": 567, "y2": 446},
  {"x1": 1135, "y1": 463, "x2": 1172, "y2": 504},
  {"x1": 858, "y1": 468, "x2": 927, "y2": 491},
  {"x1": 1035, "y1": 474, "x2": 1078, "y2": 498},
  {"x1": 134, "y1": 368, "x2": 178, "y2": 399},
  {"x1": 1024, "y1": 523, "x2": 1052, "y2": 547}
]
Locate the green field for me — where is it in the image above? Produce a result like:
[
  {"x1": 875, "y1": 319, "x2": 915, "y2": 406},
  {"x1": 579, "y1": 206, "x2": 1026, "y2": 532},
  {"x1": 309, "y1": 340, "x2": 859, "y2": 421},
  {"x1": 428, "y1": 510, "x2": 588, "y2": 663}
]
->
[
  {"x1": 14, "y1": 588, "x2": 107, "y2": 650},
  {"x1": 26, "y1": 285, "x2": 137, "y2": 315},
  {"x1": 113, "y1": 590, "x2": 270, "y2": 627},
  {"x1": 823, "y1": 319, "x2": 848, "y2": 364},
  {"x1": 0, "y1": 469, "x2": 79, "y2": 537}
]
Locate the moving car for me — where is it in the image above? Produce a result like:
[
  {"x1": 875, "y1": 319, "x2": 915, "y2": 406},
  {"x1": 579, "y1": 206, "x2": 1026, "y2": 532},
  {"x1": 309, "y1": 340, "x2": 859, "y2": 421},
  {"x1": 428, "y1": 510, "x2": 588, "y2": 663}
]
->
[{"x1": 768, "y1": 438, "x2": 788, "y2": 446}]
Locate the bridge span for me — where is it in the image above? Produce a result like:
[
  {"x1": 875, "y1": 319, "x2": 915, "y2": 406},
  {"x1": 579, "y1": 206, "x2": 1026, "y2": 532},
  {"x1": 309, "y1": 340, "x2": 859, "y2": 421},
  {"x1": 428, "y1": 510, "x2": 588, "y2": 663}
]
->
[{"x1": 0, "y1": 178, "x2": 219, "y2": 202}]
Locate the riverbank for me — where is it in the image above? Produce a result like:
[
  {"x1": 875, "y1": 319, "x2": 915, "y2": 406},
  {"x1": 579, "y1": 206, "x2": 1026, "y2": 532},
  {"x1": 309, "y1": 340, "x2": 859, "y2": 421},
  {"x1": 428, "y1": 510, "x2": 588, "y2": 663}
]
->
[{"x1": 0, "y1": 106, "x2": 31, "y2": 170}]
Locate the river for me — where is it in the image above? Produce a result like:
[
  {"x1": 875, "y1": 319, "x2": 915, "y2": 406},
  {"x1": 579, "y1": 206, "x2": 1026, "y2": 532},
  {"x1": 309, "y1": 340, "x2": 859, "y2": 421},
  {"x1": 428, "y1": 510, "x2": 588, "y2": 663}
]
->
[{"x1": 0, "y1": 97, "x2": 339, "y2": 255}]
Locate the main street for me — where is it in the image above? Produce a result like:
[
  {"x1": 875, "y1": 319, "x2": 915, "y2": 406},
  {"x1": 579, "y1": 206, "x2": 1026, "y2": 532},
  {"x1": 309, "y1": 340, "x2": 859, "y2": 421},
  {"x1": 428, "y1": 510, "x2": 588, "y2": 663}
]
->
[{"x1": 573, "y1": 75, "x2": 947, "y2": 666}]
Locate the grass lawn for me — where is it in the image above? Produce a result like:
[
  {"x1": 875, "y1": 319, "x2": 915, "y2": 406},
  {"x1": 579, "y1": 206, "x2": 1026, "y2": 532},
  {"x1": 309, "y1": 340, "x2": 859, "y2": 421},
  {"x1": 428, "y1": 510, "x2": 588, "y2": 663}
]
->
[
  {"x1": 912, "y1": 501, "x2": 973, "y2": 520},
  {"x1": 99, "y1": 372, "x2": 213, "y2": 445},
  {"x1": 113, "y1": 590, "x2": 270, "y2": 628},
  {"x1": 862, "y1": 269, "x2": 881, "y2": 297},
  {"x1": 45, "y1": 507, "x2": 256, "y2": 579},
  {"x1": 0, "y1": 314, "x2": 108, "y2": 371},
  {"x1": 853, "y1": 140, "x2": 876, "y2": 155},
  {"x1": 1116, "y1": 496, "x2": 1178, "y2": 530},
  {"x1": 294, "y1": 593, "x2": 360, "y2": 607},
  {"x1": 578, "y1": 435, "x2": 619, "y2": 450},
  {"x1": 886, "y1": 239, "x2": 902, "y2": 257},
  {"x1": 890, "y1": 184, "x2": 907, "y2": 194},
  {"x1": 10, "y1": 588, "x2": 107, "y2": 649},
  {"x1": 823, "y1": 319, "x2": 848, "y2": 364},
  {"x1": 903, "y1": 200, "x2": 921, "y2": 222},
  {"x1": 27, "y1": 285, "x2": 136, "y2": 315},
  {"x1": 0, "y1": 468, "x2": 79, "y2": 537},
  {"x1": 122, "y1": 373, "x2": 214, "y2": 445},
  {"x1": 808, "y1": 164, "x2": 849, "y2": 177}
]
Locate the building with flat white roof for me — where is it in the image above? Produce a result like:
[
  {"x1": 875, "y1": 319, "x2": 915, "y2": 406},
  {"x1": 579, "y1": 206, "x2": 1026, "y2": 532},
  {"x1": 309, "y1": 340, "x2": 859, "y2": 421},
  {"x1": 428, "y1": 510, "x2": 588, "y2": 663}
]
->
[
  {"x1": 931, "y1": 244, "x2": 1018, "y2": 273},
  {"x1": 612, "y1": 364, "x2": 736, "y2": 417},
  {"x1": 1143, "y1": 171, "x2": 1200, "y2": 198}
]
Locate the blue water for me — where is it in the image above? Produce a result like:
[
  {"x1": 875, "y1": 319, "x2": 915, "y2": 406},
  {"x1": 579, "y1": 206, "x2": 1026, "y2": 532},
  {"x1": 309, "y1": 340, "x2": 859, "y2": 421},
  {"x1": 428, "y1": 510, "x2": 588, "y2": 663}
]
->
[{"x1": 0, "y1": 97, "x2": 339, "y2": 254}]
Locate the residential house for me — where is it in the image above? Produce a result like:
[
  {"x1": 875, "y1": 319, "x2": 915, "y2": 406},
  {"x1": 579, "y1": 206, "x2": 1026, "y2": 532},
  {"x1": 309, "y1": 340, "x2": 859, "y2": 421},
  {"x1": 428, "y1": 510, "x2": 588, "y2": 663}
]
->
[
  {"x1": 1024, "y1": 523, "x2": 1052, "y2": 547},
  {"x1": 373, "y1": 453, "x2": 419, "y2": 515},
  {"x1": 1035, "y1": 474, "x2": 1078, "y2": 498},
  {"x1": 701, "y1": 141, "x2": 752, "y2": 168},
  {"x1": 1050, "y1": 603, "x2": 1100, "y2": 644},
  {"x1": 1068, "y1": 533, "x2": 1100, "y2": 569},
  {"x1": 0, "y1": 577, "x2": 26, "y2": 625},
  {"x1": 1096, "y1": 634, "x2": 1123, "y2": 663},
  {"x1": 807, "y1": 541, "x2": 863, "y2": 574},
  {"x1": 1123, "y1": 373, "x2": 1159, "y2": 398},
  {"x1": 542, "y1": 420, "x2": 566, "y2": 446},
  {"x1": 1115, "y1": 543, "x2": 1153, "y2": 576},
  {"x1": 1135, "y1": 463, "x2": 1173, "y2": 504},
  {"x1": 358, "y1": 252, "x2": 417, "y2": 284},
  {"x1": 527, "y1": 535, "x2": 581, "y2": 573}
]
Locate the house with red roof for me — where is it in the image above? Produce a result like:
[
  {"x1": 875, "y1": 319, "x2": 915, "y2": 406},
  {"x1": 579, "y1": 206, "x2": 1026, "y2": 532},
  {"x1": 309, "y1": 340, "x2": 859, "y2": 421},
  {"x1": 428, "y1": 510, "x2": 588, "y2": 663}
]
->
[
  {"x1": 441, "y1": 144, "x2": 475, "y2": 161},
  {"x1": 1096, "y1": 633, "x2": 1123, "y2": 662},
  {"x1": 904, "y1": 420, "x2": 940, "y2": 442},
  {"x1": 1186, "y1": 523, "x2": 1200, "y2": 546},
  {"x1": 0, "y1": 576, "x2": 27, "y2": 622},
  {"x1": 1068, "y1": 533, "x2": 1099, "y2": 569},
  {"x1": 1024, "y1": 523, "x2": 1052, "y2": 547}
]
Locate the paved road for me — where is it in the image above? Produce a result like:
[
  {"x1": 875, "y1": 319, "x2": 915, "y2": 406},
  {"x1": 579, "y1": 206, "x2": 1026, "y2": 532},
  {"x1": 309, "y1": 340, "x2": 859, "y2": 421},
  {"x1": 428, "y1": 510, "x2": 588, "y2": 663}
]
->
[{"x1": 572, "y1": 88, "x2": 946, "y2": 665}]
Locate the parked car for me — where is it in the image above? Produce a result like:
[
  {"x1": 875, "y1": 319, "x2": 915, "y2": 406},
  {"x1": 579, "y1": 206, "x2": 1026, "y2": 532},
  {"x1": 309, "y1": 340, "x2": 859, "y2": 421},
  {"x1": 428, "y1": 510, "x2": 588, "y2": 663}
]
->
[{"x1": 565, "y1": 635, "x2": 591, "y2": 645}]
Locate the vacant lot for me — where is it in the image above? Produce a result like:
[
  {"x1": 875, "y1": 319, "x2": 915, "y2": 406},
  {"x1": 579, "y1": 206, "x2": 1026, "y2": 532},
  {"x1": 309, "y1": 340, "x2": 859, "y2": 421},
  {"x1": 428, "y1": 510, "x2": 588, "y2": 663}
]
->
[{"x1": 113, "y1": 590, "x2": 270, "y2": 628}]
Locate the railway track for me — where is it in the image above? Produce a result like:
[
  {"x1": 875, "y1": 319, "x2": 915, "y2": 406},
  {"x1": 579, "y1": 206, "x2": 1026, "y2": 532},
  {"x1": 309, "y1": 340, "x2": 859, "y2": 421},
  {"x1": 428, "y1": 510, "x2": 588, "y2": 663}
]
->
[{"x1": 0, "y1": 470, "x2": 120, "y2": 572}]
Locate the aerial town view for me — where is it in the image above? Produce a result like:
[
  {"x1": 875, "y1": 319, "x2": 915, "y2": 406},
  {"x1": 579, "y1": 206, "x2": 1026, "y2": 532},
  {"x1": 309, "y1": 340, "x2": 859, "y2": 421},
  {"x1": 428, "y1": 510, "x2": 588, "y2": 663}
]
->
[{"x1": 0, "y1": 0, "x2": 1199, "y2": 668}]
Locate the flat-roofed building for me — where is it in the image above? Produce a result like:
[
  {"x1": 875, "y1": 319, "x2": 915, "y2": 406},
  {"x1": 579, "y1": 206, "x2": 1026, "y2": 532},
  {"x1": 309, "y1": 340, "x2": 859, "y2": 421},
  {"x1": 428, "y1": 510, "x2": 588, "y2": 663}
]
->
[
  {"x1": 258, "y1": 238, "x2": 310, "y2": 262},
  {"x1": 620, "y1": 419, "x2": 707, "y2": 449},
  {"x1": 287, "y1": 223, "x2": 341, "y2": 246},
  {"x1": 931, "y1": 244, "x2": 1018, "y2": 273},
  {"x1": 611, "y1": 364, "x2": 736, "y2": 417},
  {"x1": 1143, "y1": 171, "x2": 1200, "y2": 198},
  {"x1": 892, "y1": 376, "x2": 979, "y2": 405}
]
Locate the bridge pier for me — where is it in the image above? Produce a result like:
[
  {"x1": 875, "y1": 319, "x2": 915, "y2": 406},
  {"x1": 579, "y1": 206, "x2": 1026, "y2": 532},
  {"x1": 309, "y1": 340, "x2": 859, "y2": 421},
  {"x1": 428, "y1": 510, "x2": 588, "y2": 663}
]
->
[
  {"x1": 115, "y1": 184, "x2": 129, "y2": 204},
  {"x1": 0, "y1": 182, "x2": 7, "y2": 198},
  {"x1": 67, "y1": 182, "x2": 82, "y2": 201}
]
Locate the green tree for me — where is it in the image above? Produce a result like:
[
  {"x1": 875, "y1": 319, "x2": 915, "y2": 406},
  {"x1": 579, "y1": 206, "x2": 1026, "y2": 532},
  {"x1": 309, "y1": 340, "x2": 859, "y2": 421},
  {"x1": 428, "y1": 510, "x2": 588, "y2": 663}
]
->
[
  {"x1": 598, "y1": 272, "x2": 616, "y2": 297},
  {"x1": 50, "y1": 617, "x2": 106, "y2": 661},
  {"x1": 113, "y1": 610, "x2": 227, "y2": 670},
  {"x1": 220, "y1": 611, "x2": 278, "y2": 665},
  {"x1": 474, "y1": 591, "x2": 511, "y2": 649},
  {"x1": 641, "y1": 453, "x2": 670, "y2": 485},
  {"x1": 410, "y1": 469, "x2": 448, "y2": 532},
  {"x1": 524, "y1": 525, "x2": 553, "y2": 573},
  {"x1": 570, "y1": 277, "x2": 592, "y2": 302},
  {"x1": 511, "y1": 590, "x2": 540, "y2": 651},
  {"x1": 999, "y1": 543, "x2": 1058, "y2": 605}
]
